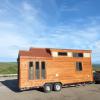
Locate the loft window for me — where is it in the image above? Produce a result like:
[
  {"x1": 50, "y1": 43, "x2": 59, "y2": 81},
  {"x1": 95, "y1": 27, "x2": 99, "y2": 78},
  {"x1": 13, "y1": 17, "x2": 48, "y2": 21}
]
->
[
  {"x1": 76, "y1": 62, "x2": 82, "y2": 71},
  {"x1": 29, "y1": 62, "x2": 34, "y2": 80},
  {"x1": 73, "y1": 53, "x2": 83, "y2": 57},
  {"x1": 58, "y1": 52, "x2": 67, "y2": 56}
]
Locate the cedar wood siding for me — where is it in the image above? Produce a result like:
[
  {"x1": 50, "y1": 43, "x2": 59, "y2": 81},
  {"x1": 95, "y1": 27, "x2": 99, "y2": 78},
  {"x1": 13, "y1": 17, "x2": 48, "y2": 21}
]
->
[{"x1": 18, "y1": 48, "x2": 93, "y2": 89}]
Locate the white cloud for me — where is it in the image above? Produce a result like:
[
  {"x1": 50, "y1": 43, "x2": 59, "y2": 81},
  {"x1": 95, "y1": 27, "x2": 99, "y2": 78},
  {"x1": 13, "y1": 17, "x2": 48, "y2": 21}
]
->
[
  {"x1": 0, "y1": 9, "x2": 6, "y2": 14},
  {"x1": 20, "y1": 1, "x2": 39, "y2": 22},
  {"x1": 59, "y1": 0, "x2": 80, "y2": 12},
  {"x1": 89, "y1": 40, "x2": 100, "y2": 63},
  {"x1": 22, "y1": 2, "x2": 33, "y2": 11},
  {"x1": 0, "y1": 33, "x2": 32, "y2": 58},
  {"x1": 60, "y1": 6, "x2": 79, "y2": 12},
  {"x1": 0, "y1": 22, "x2": 15, "y2": 28}
]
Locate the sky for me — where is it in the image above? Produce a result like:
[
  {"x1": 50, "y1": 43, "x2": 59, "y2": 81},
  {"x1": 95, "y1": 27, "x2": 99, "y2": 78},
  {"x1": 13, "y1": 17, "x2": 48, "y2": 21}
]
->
[{"x1": 0, "y1": 0, "x2": 100, "y2": 63}]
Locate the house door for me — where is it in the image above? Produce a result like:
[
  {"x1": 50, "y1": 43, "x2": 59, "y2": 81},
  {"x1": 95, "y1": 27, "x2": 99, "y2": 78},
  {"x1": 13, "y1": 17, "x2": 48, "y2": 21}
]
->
[{"x1": 28, "y1": 61, "x2": 46, "y2": 80}]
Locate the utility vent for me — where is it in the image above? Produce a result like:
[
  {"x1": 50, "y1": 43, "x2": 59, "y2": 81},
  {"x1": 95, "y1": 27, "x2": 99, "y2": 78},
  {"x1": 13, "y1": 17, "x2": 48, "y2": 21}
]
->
[{"x1": 83, "y1": 53, "x2": 90, "y2": 57}]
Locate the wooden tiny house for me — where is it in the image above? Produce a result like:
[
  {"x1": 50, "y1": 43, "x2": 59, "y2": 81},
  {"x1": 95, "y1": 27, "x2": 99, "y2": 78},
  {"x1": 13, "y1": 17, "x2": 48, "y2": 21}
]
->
[{"x1": 18, "y1": 47, "x2": 93, "y2": 92}]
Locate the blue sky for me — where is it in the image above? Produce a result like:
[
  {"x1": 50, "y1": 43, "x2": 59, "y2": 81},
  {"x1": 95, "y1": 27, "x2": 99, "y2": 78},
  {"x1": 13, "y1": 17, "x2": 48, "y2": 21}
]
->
[{"x1": 0, "y1": 0, "x2": 100, "y2": 63}]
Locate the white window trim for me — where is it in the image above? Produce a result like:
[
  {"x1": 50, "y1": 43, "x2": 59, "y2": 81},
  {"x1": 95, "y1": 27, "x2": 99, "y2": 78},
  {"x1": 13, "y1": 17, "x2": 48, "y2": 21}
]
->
[
  {"x1": 83, "y1": 53, "x2": 91, "y2": 57},
  {"x1": 67, "y1": 52, "x2": 73, "y2": 57},
  {"x1": 52, "y1": 51, "x2": 58, "y2": 57}
]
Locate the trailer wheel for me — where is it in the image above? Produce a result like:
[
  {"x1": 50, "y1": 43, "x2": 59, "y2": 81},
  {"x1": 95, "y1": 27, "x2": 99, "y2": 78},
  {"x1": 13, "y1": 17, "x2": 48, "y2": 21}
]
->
[
  {"x1": 43, "y1": 83, "x2": 52, "y2": 93},
  {"x1": 53, "y1": 83, "x2": 62, "y2": 91}
]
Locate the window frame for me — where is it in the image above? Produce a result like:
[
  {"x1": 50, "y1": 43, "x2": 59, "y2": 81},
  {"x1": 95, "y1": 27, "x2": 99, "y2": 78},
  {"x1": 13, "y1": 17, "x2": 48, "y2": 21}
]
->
[
  {"x1": 73, "y1": 53, "x2": 83, "y2": 58},
  {"x1": 58, "y1": 52, "x2": 67, "y2": 56},
  {"x1": 76, "y1": 62, "x2": 83, "y2": 71},
  {"x1": 28, "y1": 61, "x2": 34, "y2": 80},
  {"x1": 35, "y1": 61, "x2": 40, "y2": 79},
  {"x1": 41, "y1": 61, "x2": 46, "y2": 79}
]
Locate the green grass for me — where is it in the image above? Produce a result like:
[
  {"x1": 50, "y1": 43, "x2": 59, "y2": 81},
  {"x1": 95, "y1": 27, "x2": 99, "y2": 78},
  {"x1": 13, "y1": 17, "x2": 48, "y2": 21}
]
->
[{"x1": 0, "y1": 62, "x2": 17, "y2": 74}]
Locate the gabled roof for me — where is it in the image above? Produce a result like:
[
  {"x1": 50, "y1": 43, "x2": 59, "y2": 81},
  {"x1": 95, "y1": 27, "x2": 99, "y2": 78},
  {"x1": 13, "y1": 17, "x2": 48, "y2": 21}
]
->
[{"x1": 19, "y1": 48, "x2": 51, "y2": 57}]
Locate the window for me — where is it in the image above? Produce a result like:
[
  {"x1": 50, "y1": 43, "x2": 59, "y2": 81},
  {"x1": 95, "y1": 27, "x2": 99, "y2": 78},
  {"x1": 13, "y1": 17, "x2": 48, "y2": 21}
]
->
[
  {"x1": 28, "y1": 61, "x2": 46, "y2": 80},
  {"x1": 58, "y1": 52, "x2": 67, "y2": 56},
  {"x1": 41, "y1": 62, "x2": 46, "y2": 79},
  {"x1": 35, "y1": 62, "x2": 40, "y2": 79},
  {"x1": 29, "y1": 62, "x2": 34, "y2": 80},
  {"x1": 73, "y1": 53, "x2": 83, "y2": 57},
  {"x1": 76, "y1": 62, "x2": 82, "y2": 71},
  {"x1": 78, "y1": 53, "x2": 83, "y2": 57}
]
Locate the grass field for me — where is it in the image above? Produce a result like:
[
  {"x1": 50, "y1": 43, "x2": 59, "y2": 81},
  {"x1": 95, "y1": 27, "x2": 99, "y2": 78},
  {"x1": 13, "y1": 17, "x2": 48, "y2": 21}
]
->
[
  {"x1": 0, "y1": 62, "x2": 100, "y2": 74},
  {"x1": 0, "y1": 62, "x2": 17, "y2": 74}
]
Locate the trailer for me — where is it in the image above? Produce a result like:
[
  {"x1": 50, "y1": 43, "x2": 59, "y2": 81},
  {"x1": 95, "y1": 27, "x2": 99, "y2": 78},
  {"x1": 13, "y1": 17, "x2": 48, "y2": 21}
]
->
[{"x1": 17, "y1": 47, "x2": 93, "y2": 92}]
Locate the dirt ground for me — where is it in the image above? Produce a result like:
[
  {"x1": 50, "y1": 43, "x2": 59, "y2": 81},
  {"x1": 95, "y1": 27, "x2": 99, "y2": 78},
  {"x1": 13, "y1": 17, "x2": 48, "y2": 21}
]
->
[{"x1": 0, "y1": 77, "x2": 100, "y2": 100}]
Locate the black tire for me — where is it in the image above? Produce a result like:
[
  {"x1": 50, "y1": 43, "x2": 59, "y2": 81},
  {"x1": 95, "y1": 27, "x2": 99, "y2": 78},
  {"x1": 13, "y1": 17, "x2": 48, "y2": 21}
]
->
[
  {"x1": 43, "y1": 83, "x2": 52, "y2": 93},
  {"x1": 53, "y1": 83, "x2": 62, "y2": 91}
]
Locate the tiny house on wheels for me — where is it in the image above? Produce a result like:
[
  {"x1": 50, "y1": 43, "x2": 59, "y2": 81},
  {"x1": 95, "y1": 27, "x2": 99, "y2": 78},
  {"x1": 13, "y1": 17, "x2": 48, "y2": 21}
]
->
[{"x1": 18, "y1": 47, "x2": 93, "y2": 92}]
